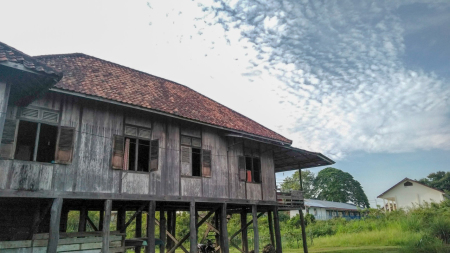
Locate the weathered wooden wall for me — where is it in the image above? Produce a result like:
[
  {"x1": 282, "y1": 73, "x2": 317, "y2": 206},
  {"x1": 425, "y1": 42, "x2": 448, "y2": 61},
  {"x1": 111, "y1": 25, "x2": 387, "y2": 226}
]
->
[{"x1": 0, "y1": 91, "x2": 278, "y2": 202}]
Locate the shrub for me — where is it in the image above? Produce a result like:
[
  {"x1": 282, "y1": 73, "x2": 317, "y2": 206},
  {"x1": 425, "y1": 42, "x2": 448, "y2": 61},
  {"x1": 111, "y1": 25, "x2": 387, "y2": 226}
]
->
[{"x1": 429, "y1": 216, "x2": 450, "y2": 244}]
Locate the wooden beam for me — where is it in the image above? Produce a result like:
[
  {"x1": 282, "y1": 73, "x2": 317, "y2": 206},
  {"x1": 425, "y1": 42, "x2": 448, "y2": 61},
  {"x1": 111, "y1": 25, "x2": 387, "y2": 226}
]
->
[
  {"x1": 78, "y1": 206, "x2": 87, "y2": 232},
  {"x1": 220, "y1": 203, "x2": 229, "y2": 253},
  {"x1": 155, "y1": 219, "x2": 189, "y2": 253},
  {"x1": 241, "y1": 209, "x2": 248, "y2": 253},
  {"x1": 160, "y1": 204, "x2": 166, "y2": 253},
  {"x1": 273, "y1": 206, "x2": 282, "y2": 253},
  {"x1": 124, "y1": 204, "x2": 147, "y2": 230},
  {"x1": 229, "y1": 212, "x2": 265, "y2": 242},
  {"x1": 86, "y1": 214, "x2": 99, "y2": 231},
  {"x1": 47, "y1": 198, "x2": 63, "y2": 253},
  {"x1": 102, "y1": 200, "x2": 112, "y2": 253},
  {"x1": 268, "y1": 211, "x2": 275, "y2": 246},
  {"x1": 252, "y1": 205, "x2": 259, "y2": 253},
  {"x1": 167, "y1": 207, "x2": 217, "y2": 253},
  {"x1": 230, "y1": 241, "x2": 245, "y2": 253},
  {"x1": 147, "y1": 200, "x2": 156, "y2": 253},
  {"x1": 189, "y1": 201, "x2": 197, "y2": 253}
]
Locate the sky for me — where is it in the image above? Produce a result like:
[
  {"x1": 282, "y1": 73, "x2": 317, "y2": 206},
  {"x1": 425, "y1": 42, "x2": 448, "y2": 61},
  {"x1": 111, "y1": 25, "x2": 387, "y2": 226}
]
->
[{"x1": 1, "y1": 0, "x2": 449, "y2": 207}]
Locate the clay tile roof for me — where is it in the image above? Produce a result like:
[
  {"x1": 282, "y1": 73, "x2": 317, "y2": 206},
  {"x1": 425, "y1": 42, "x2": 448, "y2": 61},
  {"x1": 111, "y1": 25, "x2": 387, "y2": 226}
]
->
[
  {"x1": 0, "y1": 41, "x2": 61, "y2": 76},
  {"x1": 36, "y1": 53, "x2": 292, "y2": 144}
]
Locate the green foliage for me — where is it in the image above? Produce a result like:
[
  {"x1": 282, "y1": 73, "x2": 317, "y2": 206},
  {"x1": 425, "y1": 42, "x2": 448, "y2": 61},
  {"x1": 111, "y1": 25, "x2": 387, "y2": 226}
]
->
[
  {"x1": 314, "y1": 167, "x2": 370, "y2": 208},
  {"x1": 418, "y1": 171, "x2": 450, "y2": 194},
  {"x1": 280, "y1": 170, "x2": 316, "y2": 198}
]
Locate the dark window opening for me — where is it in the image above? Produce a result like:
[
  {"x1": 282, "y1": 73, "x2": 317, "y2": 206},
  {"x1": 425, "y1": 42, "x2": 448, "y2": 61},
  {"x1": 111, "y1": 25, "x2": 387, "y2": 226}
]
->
[
  {"x1": 253, "y1": 157, "x2": 261, "y2": 183},
  {"x1": 125, "y1": 137, "x2": 150, "y2": 172},
  {"x1": 137, "y1": 140, "x2": 150, "y2": 172},
  {"x1": 15, "y1": 121, "x2": 38, "y2": 161},
  {"x1": 239, "y1": 155, "x2": 261, "y2": 183},
  {"x1": 245, "y1": 156, "x2": 252, "y2": 182},
  {"x1": 404, "y1": 181, "x2": 413, "y2": 187},
  {"x1": 36, "y1": 124, "x2": 58, "y2": 163},
  {"x1": 127, "y1": 138, "x2": 136, "y2": 171},
  {"x1": 192, "y1": 148, "x2": 202, "y2": 177},
  {"x1": 15, "y1": 121, "x2": 58, "y2": 162}
]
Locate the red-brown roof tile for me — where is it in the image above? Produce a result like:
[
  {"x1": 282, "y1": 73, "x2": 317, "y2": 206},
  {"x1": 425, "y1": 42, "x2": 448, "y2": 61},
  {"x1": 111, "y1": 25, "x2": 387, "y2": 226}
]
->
[
  {"x1": 36, "y1": 53, "x2": 292, "y2": 144},
  {"x1": 0, "y1": 41, "x2": 61, "y2": 76}
]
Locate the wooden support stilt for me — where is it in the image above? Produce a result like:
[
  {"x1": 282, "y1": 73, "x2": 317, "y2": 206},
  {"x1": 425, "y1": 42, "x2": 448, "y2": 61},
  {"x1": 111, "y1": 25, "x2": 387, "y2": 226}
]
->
[
  {"x1": 215, "y1": 210, "x2": 221, "y2": 253},
  {"x1": 229, "y1": 212, "x2": 265, "y2": 242},
  {"x1": 102, "y1": 199, "x2": 112, "y2": 253},
  {"x1": 136, "y1": 210, "x2": 142, "y2": 253},
  {"x1": 220, "y1": 203, "x2": 229, "y2": 253},
  {"x1": 99, "y1": 207, "x2": 104, "y2": 231},
  {"x1": 252, "y1": 205, "x2": 259, "y2": 253},
  {"x1": 273, "y1": 206, "x2": 282, "y2": 253},
  {"x1": 268, "y1": 211, "x2": 275, "y2": 246},
  {"x1": 299, "y1": 208, "x2": 308, "y2": 253},
  {"x1": 79, "y1": 206, "x2": 87, "y2": 232},
  {"x1": 241, "y1": 209, "x2": 248, "y2": 253},
  {"x1": 160, "y1": 204, "x2": 166, "y2": 253},
  {"x1": 189, "y1": 201, "x2": 197, "y2": 253},
  {"x1": 118, "y1": 206, "x2": 126, "y2": 233},
  {"x1": 47, "y1": 198, "x2": 63, "y2": 253},
  {"x1": 60, "y1": 209, "x2": 69, "y2": 232},
  {"x1": 147, "y1": 200, "x2": 156, "y2": 253},
  {"x1": 167, "y1": 211, "x2": 174, "y2": 251}
]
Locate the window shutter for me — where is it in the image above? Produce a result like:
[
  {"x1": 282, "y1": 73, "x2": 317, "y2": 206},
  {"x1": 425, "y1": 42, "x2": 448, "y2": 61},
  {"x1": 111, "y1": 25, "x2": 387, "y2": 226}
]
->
[
  {"x1": 111, "y1": 135, "x2": 125, "y2": 169},
  {"x1": 181, "y1": 146, "x2": 190, "y2": 164},
  {"x1": 0, "y1": 119, "x2": 17, "y2": 159},
  {"x1": 238, "y1": 156, "x2": 246, "y2": 181},
  {"x1": 202, "y1": 149, "x2": 211, "y2": 177},
  {"x1": 55, "y1": 127, "x2": 75, "y2": 164},
  {"x1": 150, "y1": 139, "x2": 159, "y2": 171}
]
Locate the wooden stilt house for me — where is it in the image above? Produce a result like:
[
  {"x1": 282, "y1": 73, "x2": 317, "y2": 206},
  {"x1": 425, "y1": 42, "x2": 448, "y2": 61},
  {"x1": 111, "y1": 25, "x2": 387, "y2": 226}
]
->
[{"x1": 0, "y1": 41, "x2": 334, "y2": 253}]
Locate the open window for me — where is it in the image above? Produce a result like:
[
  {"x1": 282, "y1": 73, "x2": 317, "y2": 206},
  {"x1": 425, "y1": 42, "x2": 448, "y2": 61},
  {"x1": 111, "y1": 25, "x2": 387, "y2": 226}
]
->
[
  {"x1": 180, "y1": 134, "x2": 210, "y2": 177},
  {"x1": 238, "y1": 155, "x2": 261, "y2": 183},
  {"x1": 0, "y1": 107, "x2": 75, "y2": 163},
  {"x1": 115, "y1": 125, "x2": 156, "y2": 172}
]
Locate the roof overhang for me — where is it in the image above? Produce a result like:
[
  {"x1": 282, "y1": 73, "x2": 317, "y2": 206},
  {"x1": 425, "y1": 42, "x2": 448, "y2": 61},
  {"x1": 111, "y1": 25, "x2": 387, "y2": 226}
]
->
[{"x1": 224, "y1": 133, "x2": 334, "y2": 172}]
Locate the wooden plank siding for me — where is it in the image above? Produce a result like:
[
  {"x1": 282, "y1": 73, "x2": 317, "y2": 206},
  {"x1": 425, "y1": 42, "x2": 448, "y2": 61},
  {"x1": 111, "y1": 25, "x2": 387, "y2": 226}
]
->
[{"x1": 0, "y1": 91, "x2": 279, "y2": 203}]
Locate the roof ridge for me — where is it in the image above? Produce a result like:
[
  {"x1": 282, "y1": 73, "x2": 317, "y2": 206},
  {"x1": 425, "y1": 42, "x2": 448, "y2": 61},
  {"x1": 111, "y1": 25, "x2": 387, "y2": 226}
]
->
[
  {"x1": 36, "y1": 52, "x2": 292, "y2": 144},
  {"x1": 377, "y1": 177, "x2": 445, "y2": 198}
]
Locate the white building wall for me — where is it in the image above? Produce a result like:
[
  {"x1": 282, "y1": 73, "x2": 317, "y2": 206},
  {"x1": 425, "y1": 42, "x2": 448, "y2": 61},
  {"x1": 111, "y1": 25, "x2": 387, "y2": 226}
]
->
[
  {"x1": 290, "y1": 207, "x2": 328, "y2": 220},
  {"x1": 380, "y1": 181, "x2": 444, "y2": 209}
]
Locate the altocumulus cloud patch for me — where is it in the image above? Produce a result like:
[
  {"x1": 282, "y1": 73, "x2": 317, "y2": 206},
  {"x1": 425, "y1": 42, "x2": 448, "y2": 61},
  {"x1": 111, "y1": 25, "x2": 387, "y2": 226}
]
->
[{"x1": 192, "y1": 0, "x2": 450, "y2": 159}]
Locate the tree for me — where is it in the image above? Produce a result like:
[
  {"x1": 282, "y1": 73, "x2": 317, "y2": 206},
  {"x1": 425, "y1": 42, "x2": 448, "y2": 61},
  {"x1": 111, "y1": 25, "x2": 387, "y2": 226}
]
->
[
  {"x1": 418, "y1": 171, "x2": 450, "y2": 194},
  {"x1": 280, "y1": 170, "x2": 316, "y2": 198},
  {"x1": 313, "y1": 167, "x2": 370, "y2": 208}
]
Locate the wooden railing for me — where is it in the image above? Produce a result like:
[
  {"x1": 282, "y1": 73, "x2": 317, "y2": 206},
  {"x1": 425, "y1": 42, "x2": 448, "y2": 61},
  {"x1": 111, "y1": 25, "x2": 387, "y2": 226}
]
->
[{"x1": 277, "y1": 190, "x2": 305, "y2": 210}]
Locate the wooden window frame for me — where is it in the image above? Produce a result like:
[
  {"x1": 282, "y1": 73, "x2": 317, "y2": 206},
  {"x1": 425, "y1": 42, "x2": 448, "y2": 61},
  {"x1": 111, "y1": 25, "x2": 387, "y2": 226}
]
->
[
  {"x1": 238, "y1": 154, "x2": 261, "y2": 184},
  {"x1": 123, "y1": 125, "x2": 153, "y2": 173},
  {"x1": 4, "y1": 117, "x2": 76, "y2": 164},
  {"x1": 180, "y1": 134, "x2": 210, "y2": 178}
]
